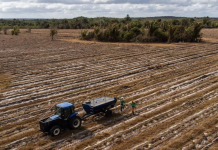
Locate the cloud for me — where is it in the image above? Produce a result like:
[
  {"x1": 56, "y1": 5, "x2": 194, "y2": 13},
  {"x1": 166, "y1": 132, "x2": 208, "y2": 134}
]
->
[{"x1": 0, "y1": 0, "x2": 217, "y2": 18}]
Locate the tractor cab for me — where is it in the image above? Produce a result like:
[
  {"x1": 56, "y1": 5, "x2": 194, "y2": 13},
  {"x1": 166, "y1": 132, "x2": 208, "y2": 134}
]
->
[
  {"x1": 55, "y1": 102, "x2": 76, "y2": 120},
  {"x1": 39, "y1": 102, "x2": 81, "y2": 136}
]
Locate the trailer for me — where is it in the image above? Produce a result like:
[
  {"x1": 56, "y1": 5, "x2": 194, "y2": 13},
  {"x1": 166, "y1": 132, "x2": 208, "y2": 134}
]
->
[
  {"x1": 39, "y1": 97, "x2": 117, "y2": 136},
  {"x1": 82, "y1": 97, "x2": 117, "y2": 119}
]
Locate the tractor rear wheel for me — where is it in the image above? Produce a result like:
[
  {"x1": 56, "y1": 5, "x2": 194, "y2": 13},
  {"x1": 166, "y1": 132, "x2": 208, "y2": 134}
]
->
[
  {"x1": 69, "y1": 116, "x2": 81, "y2": 129},
  {"x1": 50, "y1": 126, "x2": 61, "y2": 136}
]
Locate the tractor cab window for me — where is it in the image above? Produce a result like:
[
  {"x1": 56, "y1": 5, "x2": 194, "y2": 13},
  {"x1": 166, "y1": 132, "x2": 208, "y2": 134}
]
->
[
  {"x1": 63, "y1": 108, "x2": 71, "y2": 120},
  {"x1": 71, "y1": 106, "x2": 75, "y2": 114},
  {"x1": 55, "y1": 107, "x2": 62, "y2": 116}
]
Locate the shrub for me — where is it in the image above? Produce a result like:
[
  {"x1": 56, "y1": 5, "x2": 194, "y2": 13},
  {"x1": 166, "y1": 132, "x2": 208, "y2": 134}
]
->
[
  {"x1": 108, "y1": 23, "x2": 120, "y2": 42},
  {"x1": 183, "y1": 23, "x2": 203, "y2": 42},
  {"x1": 81, "y1": 30, "x2": 94, "y2": 40},
  {"x1": 81, "y1": 30, "x2": 88, "y2": 40},
  {"x1": 93, "y1": 27, "x2": 102, "y2": 40},
  {"x1": 154, "y1": 29, "x2": 168, "y2": 42},
  {"x1": 184, "y1": 27, "x2": 194, "y2": 42},
  {"x1": 11, "y1": 26, "x2": 20, "y2": 35},
  {"x1": 123, "y1": 31, "x2": 135, "y2": 42},
  {"x1": 87, "y1": 31, "x2": 95, "y2": 40},
  {"x1": 130, "y1": 27, "x2": 141, "y2": 35},
  {"x1": 3, "y1": 27, "x2": 8, "y2": 35},
  {"x1": 122, "y1": 27, "x2": 142, "y2": 42},
  {"x1": 103, "y1": 29, "x2": 110, "y2": 41},
  {"x1": 50, "y1": 28, "x2": 58, "y2": 40},
  {"x1": 173, "y1": 25, "x2": 185, "y2": 42}
]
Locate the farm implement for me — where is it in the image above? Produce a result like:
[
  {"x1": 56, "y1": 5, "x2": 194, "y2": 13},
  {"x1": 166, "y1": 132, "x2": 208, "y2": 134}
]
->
[{"x1": 39, "y1": 97, "x2": 117, "y2": 136}]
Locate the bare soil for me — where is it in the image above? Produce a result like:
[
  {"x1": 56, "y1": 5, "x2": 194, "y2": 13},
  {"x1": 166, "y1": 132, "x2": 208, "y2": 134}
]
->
[{"x1": 0, "y1": 28, "x2": 218, "y2": 150}]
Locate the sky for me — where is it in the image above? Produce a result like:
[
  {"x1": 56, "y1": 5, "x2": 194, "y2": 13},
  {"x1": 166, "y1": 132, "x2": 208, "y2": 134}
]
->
[{"x1": 0, "y1": 0, "x2": 217, "y2": 18}]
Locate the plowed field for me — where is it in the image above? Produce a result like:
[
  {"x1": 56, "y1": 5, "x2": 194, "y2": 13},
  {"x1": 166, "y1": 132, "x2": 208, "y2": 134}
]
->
[{"x1": 1, "y1": 29, "x2": 218, "y2": 150}]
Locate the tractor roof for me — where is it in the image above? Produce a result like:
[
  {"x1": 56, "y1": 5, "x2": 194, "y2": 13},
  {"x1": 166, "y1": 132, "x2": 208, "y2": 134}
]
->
[{"x1": 56, "y1": 102, "x2": 73, "y2": 108}]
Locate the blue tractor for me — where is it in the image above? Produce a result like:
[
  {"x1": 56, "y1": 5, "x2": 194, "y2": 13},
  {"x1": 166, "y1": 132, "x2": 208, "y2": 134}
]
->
[
  {"x1": 39, "y1": 97, "x2": 117, "y2": 136},
  {"x1": 39, "y1": 102, "x2": 81, "y2": 136}
]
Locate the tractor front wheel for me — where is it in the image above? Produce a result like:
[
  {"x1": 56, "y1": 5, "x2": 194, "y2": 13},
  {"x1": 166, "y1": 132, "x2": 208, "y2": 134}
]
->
[
  {"x1": 50, "y1": 126, "x2": 61, "y2": 136},
  {"x1": 69, "y1": 116, "x2": 82, "y2": 129}
]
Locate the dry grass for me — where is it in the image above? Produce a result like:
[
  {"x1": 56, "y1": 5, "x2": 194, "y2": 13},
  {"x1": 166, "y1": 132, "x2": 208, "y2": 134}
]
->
[
  {"x1": 36, "y1": 139, "x2": 51, "y2": 146},
  {"x1": 110, "y1": 85, "x2": 218, "y2": 150},
  {"x1": 0, "y1": 74, "x2": 10, "y2": 93},
  {"x1": 19, "y1": 146, "x2": 34, "y2": 150},
  {"x1": 60, "y1": 38, "x2": 176, "y2": 47},
  {"x1": 0, "y1": 129, "x2": 38, "y2": 146},
  {"x1": 0, "y1": 117, "x2": 38, "y2": 132},
  {"x1": 161, "y1": 112, "x2": 218, "y2": 150},
  {"x1": 209, "y1": 142, "x2": 218, "y2": 150},
  {"x1": 67, "y1": 133, "x2": 111, "y2": 150}
]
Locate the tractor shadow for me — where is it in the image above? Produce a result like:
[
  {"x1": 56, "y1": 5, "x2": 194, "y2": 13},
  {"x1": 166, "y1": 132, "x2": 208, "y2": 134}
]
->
[
  {"x1": 94, "y1": 109, "x2": 140, "y2": 126},
  {"x1": 49, "y1": 126, "x2": 91, "y2": 141},
  {"x1": 94, "y1": 112, "x2": 123, "y2": 126}
]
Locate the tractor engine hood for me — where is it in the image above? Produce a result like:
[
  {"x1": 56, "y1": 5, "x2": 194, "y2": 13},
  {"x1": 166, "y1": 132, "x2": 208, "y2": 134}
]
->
[{"x1": 50, "y1": 115, "x2": 60, "y2": 120}]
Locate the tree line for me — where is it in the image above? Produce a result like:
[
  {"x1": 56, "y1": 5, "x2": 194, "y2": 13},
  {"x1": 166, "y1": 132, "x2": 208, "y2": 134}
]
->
[
  {"x1": 0, "y1": 16, "x2": 217, "y2": 30},
  {"x1": 81, "y1": 15, "x2": 215, "y2": 43},
  {"x1": 0, "y1": 16, "x2": 217, "y2": 42}
]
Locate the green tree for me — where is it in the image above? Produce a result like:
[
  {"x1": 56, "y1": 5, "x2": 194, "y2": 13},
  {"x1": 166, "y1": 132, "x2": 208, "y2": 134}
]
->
[
  {"x1": 123, "y1": 31, "x2": 134, "y2": 42},
  {"x1": 172, "y1": 19, "x2": 180, "y2": 25},
  {"x1": 154, "y1": 29, "x2": 168, "y2": 42},
  {"x1": 167, "y1": 24, "x2": 176, "y2": 43},
  {"x1": 147, "y1": 22, "x2": 158, "y2": 37},
  {"x1": 189, "y1": 18, "x2": 195, "y2": 24},
  {"x1": 202, "y1": 17, "x2": 211, "y2": 27},
  {"x1": 124, "y1": 14, "x2": 131, "y2": 31},
  {"x1": 160, "y1": 21, "x2": 168, "y2": 32},
  {"x1": 11, "y1": 26, "x2": 20, "y2": 35},
  {"x1": 144, "y1": 20, "x2": 150, "y2": 28},
  {"x1": 157, "y1": 19, "x2": 162, "y2": 23},
  {"x1": 50, "y1": 28, "x2": 58, "y2": 40},
  {"x1": 193, "y1": 22, "x2": 203, "y2": 41},
  {"x1": 173, "y1": 25, "x2": 185, "y2": 42},
  {"x1": 181, "y1": 18, "x2": 189, "y2": 27},
  {"x1": 125, "y1": 14, "x2": 131, "y2": 23},
  {"x1": 108, "y1": 23, "x2": 120, "y2": 41}
]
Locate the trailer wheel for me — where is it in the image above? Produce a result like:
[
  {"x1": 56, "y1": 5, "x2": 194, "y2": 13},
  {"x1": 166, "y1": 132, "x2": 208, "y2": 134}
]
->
[
  {"x1": 50, "y1": 126, "x2": 61, "y2": 136},
  {"x1": 69, "y1": 116, "x2": 81, "y2": 129},
  {"x1": 105, "y1": 110, "x2": 112, "y2": 117}
]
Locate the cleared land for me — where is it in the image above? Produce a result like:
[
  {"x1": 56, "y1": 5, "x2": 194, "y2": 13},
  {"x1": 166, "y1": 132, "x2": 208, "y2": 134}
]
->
[{"x1": 0, "y1": 29, "x2": 218, "y2": 150}]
